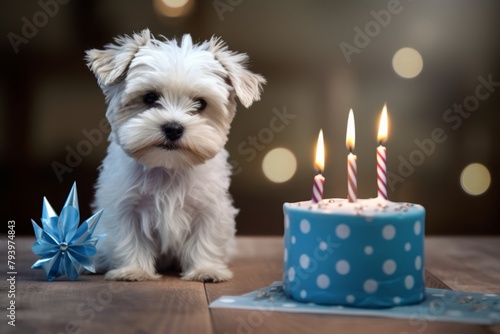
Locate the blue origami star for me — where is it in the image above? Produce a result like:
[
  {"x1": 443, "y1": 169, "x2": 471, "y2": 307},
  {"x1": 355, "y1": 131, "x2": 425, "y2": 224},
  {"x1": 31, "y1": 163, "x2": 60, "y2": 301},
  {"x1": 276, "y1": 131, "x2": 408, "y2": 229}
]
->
[{"x1": 31, "y1": 182, "x2": 105, "y2": 281}]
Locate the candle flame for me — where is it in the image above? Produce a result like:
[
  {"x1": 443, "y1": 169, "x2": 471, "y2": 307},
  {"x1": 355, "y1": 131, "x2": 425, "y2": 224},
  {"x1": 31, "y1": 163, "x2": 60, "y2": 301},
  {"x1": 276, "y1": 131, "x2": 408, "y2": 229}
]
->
[
  {"x1": 378, "y1": 104, "x2": 389, "y2": 143},
  {"x1": 314, "y1": 129, "x2": 325, "y2": 172},
  {"x1": 346, "y1": 109, "x2": 355, "y2": 151}
]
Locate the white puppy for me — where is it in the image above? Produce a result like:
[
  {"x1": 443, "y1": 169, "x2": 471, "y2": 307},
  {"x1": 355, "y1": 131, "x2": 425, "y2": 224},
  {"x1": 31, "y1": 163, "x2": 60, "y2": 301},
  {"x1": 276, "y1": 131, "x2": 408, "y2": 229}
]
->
[{"x1": 85, "y1": 29, "x2": 265, "y2": 282}]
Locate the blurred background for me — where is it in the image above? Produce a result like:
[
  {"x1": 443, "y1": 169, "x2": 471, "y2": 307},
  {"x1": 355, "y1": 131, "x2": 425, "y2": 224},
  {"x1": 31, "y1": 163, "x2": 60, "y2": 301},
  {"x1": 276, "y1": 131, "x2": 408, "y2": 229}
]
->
[{"x1": 1, "y1": 0, "x2": 499, "y2": 236}]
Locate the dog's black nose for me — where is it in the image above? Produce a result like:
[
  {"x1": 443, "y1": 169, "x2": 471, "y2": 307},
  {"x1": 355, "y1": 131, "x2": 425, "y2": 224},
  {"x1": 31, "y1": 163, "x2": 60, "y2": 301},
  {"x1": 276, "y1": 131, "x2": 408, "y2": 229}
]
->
[{"x1": 162, "y1": 123, "x2": 184, "y2": 141}]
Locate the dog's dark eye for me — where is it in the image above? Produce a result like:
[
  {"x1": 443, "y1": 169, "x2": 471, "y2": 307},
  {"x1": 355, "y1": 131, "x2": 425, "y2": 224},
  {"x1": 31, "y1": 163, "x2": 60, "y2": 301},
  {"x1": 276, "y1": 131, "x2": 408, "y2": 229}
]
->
[
  {"x1": 143, "y1": 92, "x2": 159, "y2": 105},
  {"x1": 195, "y1": 98, "x2": 207, "y2": 112}
]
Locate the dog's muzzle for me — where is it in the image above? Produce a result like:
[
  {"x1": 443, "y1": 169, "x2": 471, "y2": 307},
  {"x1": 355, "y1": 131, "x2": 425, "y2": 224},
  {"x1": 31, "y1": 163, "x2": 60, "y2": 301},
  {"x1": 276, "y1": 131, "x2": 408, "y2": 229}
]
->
[
  {"x1": 162, "y1": 123, "x2": 184, "y2": 141},
  {"x1": 158, "y1": 123, "x2": 184, "y2": 150}
]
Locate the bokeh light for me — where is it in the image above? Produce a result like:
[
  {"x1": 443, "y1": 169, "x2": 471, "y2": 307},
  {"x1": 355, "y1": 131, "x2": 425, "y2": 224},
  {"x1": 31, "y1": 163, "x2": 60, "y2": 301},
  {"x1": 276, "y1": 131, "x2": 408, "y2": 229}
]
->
[
  {"x1": 153, "y1": 0, "x2": 193, "y2": 17},
  {"x1": 162, "y1": 0, "x2": 189, "y2": 8},
  {"x1": 392, "y1": 47, "x2": 424, "y2": 79},
  {"x1": 262, "y1": 148, "x2": 297, "y2": 183},
  {"x1": 460, "y1": 163, "x2": 491, "y2": 196}
]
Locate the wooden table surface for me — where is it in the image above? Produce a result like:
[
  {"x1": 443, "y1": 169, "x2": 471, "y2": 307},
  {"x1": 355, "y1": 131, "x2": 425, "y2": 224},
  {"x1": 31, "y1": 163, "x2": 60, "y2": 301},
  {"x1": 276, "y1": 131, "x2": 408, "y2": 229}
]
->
[{"x1": 1, "y1": 236, "x2": 499, "y2": 334}]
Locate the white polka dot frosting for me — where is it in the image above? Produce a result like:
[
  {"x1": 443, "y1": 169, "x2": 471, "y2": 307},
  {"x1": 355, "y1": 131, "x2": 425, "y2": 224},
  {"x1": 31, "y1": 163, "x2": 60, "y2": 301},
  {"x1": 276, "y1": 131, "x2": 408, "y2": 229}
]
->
[
  {"x1": 383, "y1": 259, "x2": 397, "y2": 275},
  {"x1": 299, "y1": 254, "x2": 310, "y2": 269},
  {"x1": 404, "y1": 242, "x2": 411, "y2": 251},
  {"x1": 317, "y1": 274, "x2": 330, "y2": 289},
  {"x1": 283, "y1": 198, "x2": 425, "y2": 307},
  {"x1": 300, "y1": 219, "x2": 311, "y2": 234},
  {"x1": 363, "y1": 279, "x2": 378, "y2": 293},
  {"x1": 364, "y1": 245, "x2": 373, "y2": 255},
  {"x1": 287, "y1": 267, "x2": 295, "y2": 282},
  {"x1": 336, "y1": 224, "x2": 350, "y2": 239},
  {"x1": 405, "y1": 275, "x2": 415, "y2": 289},
  {"x1": 415, "y1": 256, "x2": 422, "y2": 270},
  {"x1": 336, "y1": 260, "x2": 350, "y2": 275},
  {"x1": 382, "y1": 225, "x2": 396, "y2": 240}
]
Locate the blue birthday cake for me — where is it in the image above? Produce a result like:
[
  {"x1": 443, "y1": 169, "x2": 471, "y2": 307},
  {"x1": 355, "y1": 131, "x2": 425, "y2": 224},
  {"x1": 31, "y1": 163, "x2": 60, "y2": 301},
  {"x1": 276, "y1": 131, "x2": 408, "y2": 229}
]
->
[{"x1": 283, "y1": 198, "x2": 425, "y2": 308}]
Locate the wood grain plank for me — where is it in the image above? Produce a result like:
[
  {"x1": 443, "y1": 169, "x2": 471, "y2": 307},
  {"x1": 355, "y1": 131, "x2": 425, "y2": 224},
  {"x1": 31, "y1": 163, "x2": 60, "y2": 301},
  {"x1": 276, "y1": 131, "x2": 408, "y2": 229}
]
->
[
  {"x1": 426, "y1": 237, "x2": 500, "y2": 293},
  {"x1": 0, "y1": 237, "x2": 213, "y2": 334},
  {"x1": 425, "y1": 270, "x2": 451, "y2": 289}
]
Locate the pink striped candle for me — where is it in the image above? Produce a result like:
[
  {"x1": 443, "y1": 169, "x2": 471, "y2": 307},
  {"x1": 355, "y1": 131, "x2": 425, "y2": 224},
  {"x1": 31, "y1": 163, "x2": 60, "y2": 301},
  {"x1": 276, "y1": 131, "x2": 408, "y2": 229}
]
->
[
  {"x1": 312, "y1": 174, "x2": 325, "y2": 204},
  {"x1": 377, "y1": 104, "x2": 389, "y2": 200},
  {"x1": 347, "y1": 153, "x2": 357, "y2": 203},
  {"x1": 377, "y1": 146, "x2": 387, "y2": 199},
  {"x1": 346, "y1": 109, "x2": 357, "y2": 203},
  {"x1": 311, "y1": 129, "x2": 325, "y2": 204}
]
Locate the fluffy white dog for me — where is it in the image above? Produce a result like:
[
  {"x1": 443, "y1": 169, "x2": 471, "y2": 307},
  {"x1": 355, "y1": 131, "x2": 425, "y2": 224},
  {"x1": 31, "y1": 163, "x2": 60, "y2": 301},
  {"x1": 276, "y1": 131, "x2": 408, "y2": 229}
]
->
[{"x1": 85, "y1": 29, "x2": 265, "y2": 282}]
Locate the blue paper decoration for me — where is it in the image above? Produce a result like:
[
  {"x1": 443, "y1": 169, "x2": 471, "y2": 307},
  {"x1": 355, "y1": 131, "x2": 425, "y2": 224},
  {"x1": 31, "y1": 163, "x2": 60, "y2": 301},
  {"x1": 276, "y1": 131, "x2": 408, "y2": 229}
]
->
[{"x1": 31, "y1": 182, "x2": 105, "y2": 281}]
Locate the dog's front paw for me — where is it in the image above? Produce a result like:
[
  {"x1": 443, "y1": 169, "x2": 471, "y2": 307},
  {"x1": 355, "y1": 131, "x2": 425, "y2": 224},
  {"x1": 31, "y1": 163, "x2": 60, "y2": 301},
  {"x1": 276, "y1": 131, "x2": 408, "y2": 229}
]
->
[
  {"x1": 182, "y1": 266, "x2": 233, "y2": 282},
  {"x1": 105, "y1": 267, "x2": 161, "y2": 281}
]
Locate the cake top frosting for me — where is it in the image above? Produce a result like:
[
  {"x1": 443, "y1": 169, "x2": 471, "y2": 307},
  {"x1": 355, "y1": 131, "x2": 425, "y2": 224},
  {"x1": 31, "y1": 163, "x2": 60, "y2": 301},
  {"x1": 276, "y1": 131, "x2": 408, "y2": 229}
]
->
[{"x1": 284, "y1": 198, "x2": 424, "y2": 217}]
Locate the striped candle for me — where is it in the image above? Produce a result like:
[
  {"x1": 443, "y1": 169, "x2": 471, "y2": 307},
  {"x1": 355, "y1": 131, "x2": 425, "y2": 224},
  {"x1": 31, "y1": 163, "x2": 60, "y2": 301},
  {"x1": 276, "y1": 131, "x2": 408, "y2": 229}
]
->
[
  {"x1": 347, "y1": 153, "x2": 357, "y2": 203},
  {"x1": 377, "y1": 104, "x2": 389, "y2": 200},
  {"x1": 312, "y1": 174, "x2": 325, "y2": 204},
  {"x1": 377, "y1": 146, "x2": 387, "y2": 199},
  {"x1": 311, "y1": 129, "x2": 325, "y2": 204},
  {"x1": 346, "y1": 109, "x2": 357, "y2": 203}
]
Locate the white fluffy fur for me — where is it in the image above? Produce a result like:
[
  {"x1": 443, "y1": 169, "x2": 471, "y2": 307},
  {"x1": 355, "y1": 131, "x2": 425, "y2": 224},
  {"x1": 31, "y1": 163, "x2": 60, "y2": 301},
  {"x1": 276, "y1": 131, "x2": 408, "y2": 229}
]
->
[{"x1": 86, "y1": 29, "x2": 265, "y2": 282}]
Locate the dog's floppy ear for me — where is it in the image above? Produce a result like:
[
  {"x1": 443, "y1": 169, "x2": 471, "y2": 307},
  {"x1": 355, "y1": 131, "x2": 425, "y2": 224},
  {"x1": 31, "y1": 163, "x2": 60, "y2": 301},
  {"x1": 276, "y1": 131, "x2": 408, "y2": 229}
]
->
[
  {"x1": 209, "y1": 37, "x2": 266, "y2": 108},
  {"x1": 85, "y1": 29, "x2": 152, "y2": 86}
]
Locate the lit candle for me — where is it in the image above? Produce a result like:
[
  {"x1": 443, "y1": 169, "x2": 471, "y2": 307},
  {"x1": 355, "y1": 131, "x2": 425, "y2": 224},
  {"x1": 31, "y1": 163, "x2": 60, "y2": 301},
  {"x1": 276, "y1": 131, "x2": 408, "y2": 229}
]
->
[
  {"x1": 311, "y1": 129, "x2": 325, "y2": 204},
  {"x1": 377, "y1": 104, "x2": 389, "y2": 200},
  {"x1": 346, "y1": 109, "x2": 357, "y2": 203}
]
